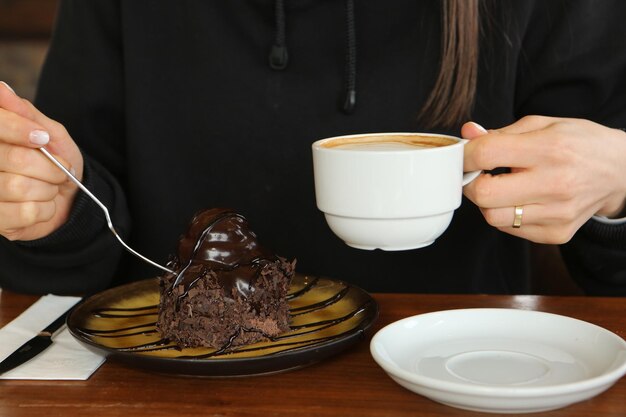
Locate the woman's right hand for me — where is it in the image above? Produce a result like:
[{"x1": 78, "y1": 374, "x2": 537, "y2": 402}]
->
[{"x1": 0, "y1": 82, "x2": 84, "y2": 241}]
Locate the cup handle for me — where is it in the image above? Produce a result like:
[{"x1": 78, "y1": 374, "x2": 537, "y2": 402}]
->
[{"x1": 462, "y1": 170, "x2": 481, "y2": 186}]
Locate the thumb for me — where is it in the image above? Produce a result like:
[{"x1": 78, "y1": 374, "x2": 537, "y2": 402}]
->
[
  {"x1": 0, "y1": 82, "x2": 52, "y2": 148},
  {"x1": 0, "y1": 81, "x2": 83, "y2": 178},
  {"x1": 0, "y1": 81, "x2": 41, "y2": 122},
  {"x1": 0, "y1": 81, "x2": 71, "y2": 150},
  {"x1": 0, "y1": 81, "x2": 63, "y2": 137},
  {"x1": 0, "y1": 81, "x2": 16, "y2": 95},
  {"x1": 461, "y1": 121, "x2": 488, "y2": 140}
]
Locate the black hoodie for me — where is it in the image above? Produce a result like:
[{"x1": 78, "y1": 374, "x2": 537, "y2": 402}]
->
[{"x1": 1, "y1": 0, "x2": 625, "y2": 295}]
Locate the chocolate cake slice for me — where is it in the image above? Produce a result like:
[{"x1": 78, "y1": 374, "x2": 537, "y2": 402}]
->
[{"x1": 156, "y1": 208, "x2": 295, "y2": 349}]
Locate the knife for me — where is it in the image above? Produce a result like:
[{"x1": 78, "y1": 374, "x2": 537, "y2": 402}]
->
[{"x1": 0, "y1": 303, "x2": 74, "y2": 375}]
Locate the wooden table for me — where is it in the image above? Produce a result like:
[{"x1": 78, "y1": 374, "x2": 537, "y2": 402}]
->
[{"x1": 1, "y1": 290, "x2": 624, "y2": 417}]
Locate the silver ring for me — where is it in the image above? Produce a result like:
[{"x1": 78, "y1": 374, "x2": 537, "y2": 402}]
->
[{"x1": 512, "y1": 206, "x2": 523, "y2": 228}]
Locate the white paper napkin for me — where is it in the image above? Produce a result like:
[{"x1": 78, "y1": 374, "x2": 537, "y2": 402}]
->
[{"x1": 0, "y1": 294, "x2": 106, "y2": 380}]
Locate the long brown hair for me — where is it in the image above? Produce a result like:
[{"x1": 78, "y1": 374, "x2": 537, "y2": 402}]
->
[{"x1": 420, "y1": 0, "x2": 481, "y2": 129}]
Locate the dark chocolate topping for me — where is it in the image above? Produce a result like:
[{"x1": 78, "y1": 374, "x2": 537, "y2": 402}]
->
[{"x1": 168, "y1": 208, "x2": 277, "y2": 298}]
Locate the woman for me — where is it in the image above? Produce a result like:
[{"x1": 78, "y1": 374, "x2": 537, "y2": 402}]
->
[{"x1": 0, "y1": 0, "x2": 624, "y2": 295}]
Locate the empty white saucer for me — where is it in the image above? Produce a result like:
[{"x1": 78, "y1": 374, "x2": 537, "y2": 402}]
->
[{"x1": 370, "y1": 308, "x2": 626, "y2": 413}]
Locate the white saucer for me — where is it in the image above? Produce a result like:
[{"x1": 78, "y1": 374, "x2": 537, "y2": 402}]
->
[{"x1": 370, "y1": 308, "x2": 626, "y2": 414}]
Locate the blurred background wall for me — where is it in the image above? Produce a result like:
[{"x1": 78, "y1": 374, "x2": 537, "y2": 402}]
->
[{"x1": 0, "y1": 0, "x2": 59, "y2": 101}]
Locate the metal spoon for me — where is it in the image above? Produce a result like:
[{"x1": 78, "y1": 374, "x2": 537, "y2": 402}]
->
[{"x1": 39, "y1": 147, "x2": 174, "y2": 275}]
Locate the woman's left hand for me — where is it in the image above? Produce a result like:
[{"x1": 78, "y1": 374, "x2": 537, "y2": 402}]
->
[{"x1": 462, "y1": 116, "x2": 626, "y2": 244}]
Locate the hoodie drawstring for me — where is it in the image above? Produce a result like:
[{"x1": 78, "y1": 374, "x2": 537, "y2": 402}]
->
[
  {"x1": 269, "y1": 0, "x2": 289, "y2": 70},
  {"x1": 342, "y1": 0, "x2": 357, "y2": 113},
  {"x1": 268, "y1": 0, "x2": 357, "y2": 113}
]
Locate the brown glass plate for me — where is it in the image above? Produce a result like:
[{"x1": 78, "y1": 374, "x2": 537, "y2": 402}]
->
[{"x1": 67, "y1": 274, "x2": 378, "y2": 377}]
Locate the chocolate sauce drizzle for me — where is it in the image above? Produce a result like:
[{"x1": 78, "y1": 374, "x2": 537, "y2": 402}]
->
[{"x1": 75, "y1": 277, "x2": 376, "y2": 359}]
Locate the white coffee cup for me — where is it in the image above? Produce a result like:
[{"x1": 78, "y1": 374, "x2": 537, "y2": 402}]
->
[{"x1": 312, "y1": 132, "x2": 480, "y2": 250}]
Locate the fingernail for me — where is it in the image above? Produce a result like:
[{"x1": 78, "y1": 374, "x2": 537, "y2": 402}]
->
[
  {"x1": 29, "y1": 130, "x2": 50, "y2": 145},
  {"x1": 470, "y1": 121, "x2": 488, "y2": 134},
  {"x1": 69, "y1": 166, "x2": 77, "y2": 177},
  {"x1": 0, "y1": 81, "x2": 16, "y2": 95}
]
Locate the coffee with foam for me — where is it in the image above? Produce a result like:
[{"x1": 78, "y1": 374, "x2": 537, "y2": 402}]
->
[{"x1": 321, "y1": 134, "x2": 457, "y2": 151}]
